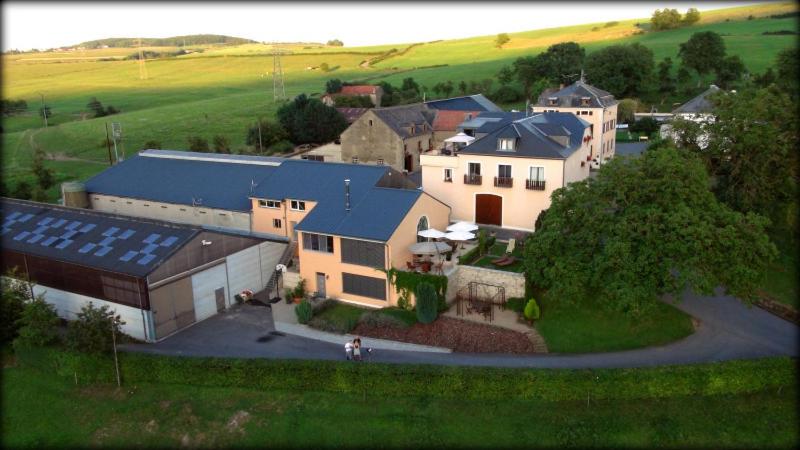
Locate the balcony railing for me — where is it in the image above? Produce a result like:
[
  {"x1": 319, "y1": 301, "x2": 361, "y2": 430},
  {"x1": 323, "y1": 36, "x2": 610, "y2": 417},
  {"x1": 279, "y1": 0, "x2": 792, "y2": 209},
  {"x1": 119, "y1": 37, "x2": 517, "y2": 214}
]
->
[
  {"x1": 464, "y1": 174, "x2": 482, "y2": 185},
  {"x1": 494, "y1": 176, "x2": 513, "y2": 188},
  {"x1": 526, "y1": 179, "x2": 546, "y2": 190}
]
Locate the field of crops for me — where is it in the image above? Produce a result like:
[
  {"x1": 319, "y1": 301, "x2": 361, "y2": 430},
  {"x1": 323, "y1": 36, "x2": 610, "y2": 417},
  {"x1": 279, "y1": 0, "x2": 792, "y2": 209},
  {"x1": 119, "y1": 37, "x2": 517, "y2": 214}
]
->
[{"x1": 1, "y1": 2, "x2": 796, "y2": 198}]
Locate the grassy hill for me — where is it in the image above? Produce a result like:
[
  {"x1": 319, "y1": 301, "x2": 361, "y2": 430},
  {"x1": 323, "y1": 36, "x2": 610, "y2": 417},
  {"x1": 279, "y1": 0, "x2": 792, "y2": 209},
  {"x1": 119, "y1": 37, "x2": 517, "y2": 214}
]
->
[
  {"x1": 1, "y1": 1, "x2": 796, "y2": 200},
  {"x1": 76, "y1": 34, "x2": 258, "y2": 48}
]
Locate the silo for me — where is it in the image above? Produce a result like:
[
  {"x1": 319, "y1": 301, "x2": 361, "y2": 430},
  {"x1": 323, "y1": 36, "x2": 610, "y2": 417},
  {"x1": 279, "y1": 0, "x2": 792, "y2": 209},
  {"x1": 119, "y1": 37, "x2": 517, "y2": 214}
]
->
[{"x1": 61, "y1": 182, "x2": 89, "y2": 208}]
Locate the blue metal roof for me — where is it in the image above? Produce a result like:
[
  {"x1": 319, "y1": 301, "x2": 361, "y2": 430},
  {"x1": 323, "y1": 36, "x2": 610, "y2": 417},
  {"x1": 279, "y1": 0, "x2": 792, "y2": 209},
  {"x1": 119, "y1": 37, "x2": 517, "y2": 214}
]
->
[
  {"x1": 1, "y1": 198, "x2": 199, "y2": 277},
  {"x1": 425, "y1": 94, "x2": 502, "y2": 112},
  {"x1": 84, "y1": 152, "x2": 278, "y2": 211}
]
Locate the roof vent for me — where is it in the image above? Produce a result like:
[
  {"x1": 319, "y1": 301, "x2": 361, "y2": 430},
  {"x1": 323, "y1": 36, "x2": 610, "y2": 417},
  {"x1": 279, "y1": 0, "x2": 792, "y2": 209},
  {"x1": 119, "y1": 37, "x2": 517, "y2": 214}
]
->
[{"x1": 344, "y1": 179, "x2": 351, "y2": 212}]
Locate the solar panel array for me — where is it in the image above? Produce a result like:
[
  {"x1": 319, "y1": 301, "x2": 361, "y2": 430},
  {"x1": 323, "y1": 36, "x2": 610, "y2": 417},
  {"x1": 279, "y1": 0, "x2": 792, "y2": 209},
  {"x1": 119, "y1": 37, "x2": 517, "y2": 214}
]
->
[{"x1": 1, "y1": 199, "x2": 199, "y2": 277}]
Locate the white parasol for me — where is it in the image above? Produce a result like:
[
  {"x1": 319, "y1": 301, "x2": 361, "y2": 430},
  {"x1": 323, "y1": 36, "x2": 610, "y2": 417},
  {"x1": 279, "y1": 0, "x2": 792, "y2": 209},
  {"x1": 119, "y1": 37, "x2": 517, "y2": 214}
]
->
[
  {"x1": 446, "y1": 221, "x2": 479, "y2": 232},
  {"x1": 444, "y1": 231, "x2": 475, "y2": 241},
  {"x1": 417, "y1": 228, "x2": 447, "y2": 240},
  {"x1": 444, "y1": 132, "x2": 476, "y2": 144}
]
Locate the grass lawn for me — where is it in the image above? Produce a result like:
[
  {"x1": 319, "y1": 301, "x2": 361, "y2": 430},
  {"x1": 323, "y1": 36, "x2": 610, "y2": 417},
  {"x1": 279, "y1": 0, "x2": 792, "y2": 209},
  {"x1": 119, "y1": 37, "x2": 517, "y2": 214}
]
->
[
  {"x1": 761, "y1": 233, "x2": 799, "y2": 309},
  {"x1": 308, "y1": 301, "x2": 368, "y2": 334},
  {"x1": 535, "y1": 294, "x2": 695, "y2": 353},
  {"x1": 467, "y1": 240, "x2": 526, "y2": 273},
  {"x1": 3, "y1": 357, "x2": 797, "y2": 448}
]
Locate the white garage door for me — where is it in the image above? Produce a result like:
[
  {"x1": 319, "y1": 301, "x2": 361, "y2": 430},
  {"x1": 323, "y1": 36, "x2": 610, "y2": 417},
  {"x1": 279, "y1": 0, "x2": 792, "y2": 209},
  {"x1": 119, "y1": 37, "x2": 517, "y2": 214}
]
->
[{"x1": 191, "y1": 263, "x2": 228, "y2": 322}]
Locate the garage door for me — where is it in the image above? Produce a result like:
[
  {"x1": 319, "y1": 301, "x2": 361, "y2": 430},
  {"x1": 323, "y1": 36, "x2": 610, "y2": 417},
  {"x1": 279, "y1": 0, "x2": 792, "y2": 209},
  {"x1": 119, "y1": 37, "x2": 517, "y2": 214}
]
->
[
  {"x1": 149, "y1": 277, "x2": 195, "y2": 339},
  {"x1": 191, "y1": 263, "x2": 228, "y2": 322},
  {"x1": 475, "y1": 194, "x2": 502, "y2": 226}
]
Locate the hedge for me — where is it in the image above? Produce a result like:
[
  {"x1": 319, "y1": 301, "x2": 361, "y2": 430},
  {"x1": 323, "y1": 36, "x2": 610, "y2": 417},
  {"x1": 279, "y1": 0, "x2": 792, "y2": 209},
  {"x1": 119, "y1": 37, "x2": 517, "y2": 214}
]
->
[{"x1": 14, "y1": 347, "x2": 796, "y2": 403}]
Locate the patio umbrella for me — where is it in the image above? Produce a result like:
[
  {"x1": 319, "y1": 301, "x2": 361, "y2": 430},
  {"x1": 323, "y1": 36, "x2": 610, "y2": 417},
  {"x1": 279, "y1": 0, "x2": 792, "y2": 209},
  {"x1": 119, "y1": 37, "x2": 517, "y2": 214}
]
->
[
  {"x1": 446, "y1": 221, "x2": 479, "y2": 232},
  {"x1": 444, "y1": 231, "x2": 475, "y2": 242},
  {"x1": 417, "y1": 228, "x2": 447, "y2": 240},
  {"x1": 444, "y1": 132, "x2": 476, "y2": 144},
  {"x1": 408, "y1": 241, "x2": 451, "y2": 255}
]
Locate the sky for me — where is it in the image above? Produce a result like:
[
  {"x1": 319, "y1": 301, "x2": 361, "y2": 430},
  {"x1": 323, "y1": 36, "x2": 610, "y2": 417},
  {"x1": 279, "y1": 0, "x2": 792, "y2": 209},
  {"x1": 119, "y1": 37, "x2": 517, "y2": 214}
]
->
[{"x1": 2, "y1": 1, "x2": 758, "y2": 51}]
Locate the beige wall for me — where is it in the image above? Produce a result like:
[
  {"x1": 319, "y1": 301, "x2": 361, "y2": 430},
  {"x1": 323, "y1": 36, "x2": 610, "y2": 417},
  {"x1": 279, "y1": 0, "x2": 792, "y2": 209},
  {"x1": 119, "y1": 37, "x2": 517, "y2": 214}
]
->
[
  {"x1": 89, "y1": 194, "x2": 251, "y2": 231},
  {"x1": 532, "y1": 104, "x2": 618, "y2": 164},
  {"x1": 340, "y1": 110, "x2": 433, "y2": 172},
  {"x1": 386, "y1": 192, "x2": 451, "y2": 271},
  {"x1": 421, "y1": 129, "x2": 590, "y2": 231},
  {"x1": 290, "y1": 143, "x2": 342, "y2": 162},
  {"x1": 251, "y1": 198, "x2": 317, "y2": 242}
]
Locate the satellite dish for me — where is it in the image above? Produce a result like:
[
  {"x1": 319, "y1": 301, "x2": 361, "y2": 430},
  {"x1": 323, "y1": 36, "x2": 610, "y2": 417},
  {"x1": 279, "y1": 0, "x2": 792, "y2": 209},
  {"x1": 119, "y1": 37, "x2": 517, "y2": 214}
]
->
[{"x1": 276, "y1": 264, "x2": 287, "y2": 273}]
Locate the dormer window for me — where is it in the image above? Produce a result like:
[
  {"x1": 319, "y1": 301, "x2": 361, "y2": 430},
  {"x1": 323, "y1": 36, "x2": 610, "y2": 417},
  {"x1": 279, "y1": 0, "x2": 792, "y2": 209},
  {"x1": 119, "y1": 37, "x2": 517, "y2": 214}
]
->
[
  {"x1": 580, "y1": 97, "x2": 591, "y2": 106},
  {"x1": 411, "y1": 125, "x2": 416, "y2": 134},
  {"x1": 498, "y1": 138, "x2": 515, "y2": 151},
  {"x1": 547, "y1": 97, "x2": 558, "y2": 106}
]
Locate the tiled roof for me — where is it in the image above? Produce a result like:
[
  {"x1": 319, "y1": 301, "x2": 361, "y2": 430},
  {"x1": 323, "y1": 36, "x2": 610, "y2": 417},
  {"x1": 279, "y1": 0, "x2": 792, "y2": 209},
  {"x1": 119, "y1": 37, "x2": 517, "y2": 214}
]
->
[
  {"x1": 341, "y1": 85, "x2": 378, "y2": 95},
  {"x1": 431, "y1": 110, "x2": 481, "y2": 131},
  {"x1": 458, "y1": 111, "x2": 528, "y2": 134},
  {"x1": 535, "y1": 80, "x2": 617, "y2": 108},
  {"x1": 425, "y1": 94, "x2": 502, "y2": 112},
  {"x1": 336, "y1": 107, "x2": 369, "y2": 123},
  {"x1": 371, "y1": 104, "x2": 435, "y2": 139},
  {"x1": 459, "y1": 112, "x2": 590, "y2": 159},
  {"x1": 1, "y1": 197, "x2": 199, "y2": 277},
  {"x1": 672, "y1": 85, "x2": 721, "y2": 114}
]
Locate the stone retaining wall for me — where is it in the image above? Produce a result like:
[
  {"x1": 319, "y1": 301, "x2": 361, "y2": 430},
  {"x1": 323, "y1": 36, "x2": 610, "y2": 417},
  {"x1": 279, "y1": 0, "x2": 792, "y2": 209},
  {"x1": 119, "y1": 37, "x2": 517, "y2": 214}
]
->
[{"x1": 449, "y1": 265, "x2": 526, "y2": 300}]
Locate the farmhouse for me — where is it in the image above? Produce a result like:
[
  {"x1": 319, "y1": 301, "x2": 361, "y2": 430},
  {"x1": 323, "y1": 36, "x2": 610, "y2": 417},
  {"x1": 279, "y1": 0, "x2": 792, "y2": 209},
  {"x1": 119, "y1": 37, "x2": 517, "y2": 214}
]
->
[
  {"x1": 421, "y1": 112, "x2": 592, "y2": 231},
  {"x1": 532, "y1": 78, "x2": 618, "y2": 167},
  {"x1": 322, "y1": 85, "x2": 384, "y2": 107},
  {"x1": 660, "y1": 84, "x2": 724, "y2": 149},
  {"x1": 1, "y1": 197, "x2": 287, "y2": 341}
]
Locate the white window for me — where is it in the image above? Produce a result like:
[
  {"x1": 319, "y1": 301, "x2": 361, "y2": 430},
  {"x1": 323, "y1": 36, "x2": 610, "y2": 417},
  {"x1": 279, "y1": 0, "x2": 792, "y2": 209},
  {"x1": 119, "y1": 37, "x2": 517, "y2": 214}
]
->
[
  {"x1": 258, "y1": 199, "x2": 280, "y2": 209},
  {"x1": 352, "y1": 157, "x2": 359, "y2": 164},
  {"x1": 548, "y1": 97, "x2": 558, "y2": 106},
  {"x1": 498, "y1": 138, "x2": 515, "y2": 151},
  {"x1": 529, "y1": 166, "x2": 545, "y2": 181},
  {"x1": 377, "y1": 158, "x2": 384, "y2": 166},
  {"x1": 290, "y1": 200, "x2": 306, "y2": 211},
  {"x1": 273, "y1": 219, "x2": 282, "y2": 228},
  {"x1": 443, "y1": 168, "x2": 453, "y2": 182}
]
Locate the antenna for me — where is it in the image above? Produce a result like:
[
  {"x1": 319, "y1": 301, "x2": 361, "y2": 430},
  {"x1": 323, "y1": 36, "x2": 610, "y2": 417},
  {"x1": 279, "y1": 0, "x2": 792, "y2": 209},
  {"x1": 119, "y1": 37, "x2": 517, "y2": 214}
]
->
[
  {"x1": 137, "y1": 37, "x2": 148, "y2": 80},
  {"x1": 272, "y1": 44, "x2": 286, "y2": 101}
]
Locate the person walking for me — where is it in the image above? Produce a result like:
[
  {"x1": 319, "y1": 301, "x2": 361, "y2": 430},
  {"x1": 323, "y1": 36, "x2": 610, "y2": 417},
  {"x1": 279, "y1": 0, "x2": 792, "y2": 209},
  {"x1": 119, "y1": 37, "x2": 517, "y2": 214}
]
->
[
  {"x1": 353, "y1": 338, "x2": 362, "y2": 361},
  {"x1": 344, "y1": 340, "x2": 354, "y2": 360}
]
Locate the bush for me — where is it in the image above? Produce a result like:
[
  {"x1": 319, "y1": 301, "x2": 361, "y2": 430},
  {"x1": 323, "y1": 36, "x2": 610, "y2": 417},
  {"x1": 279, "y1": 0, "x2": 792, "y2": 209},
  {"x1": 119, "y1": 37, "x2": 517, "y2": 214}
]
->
[
  {"x1": 246, "y1": 119, "x2": 289, "y2": 151},
  {"x1": 490, "y1": 85, "x2": 523, "y2": 103},
  {"x1": 458, "y1": 246, "x2": 480, "y2": 265},
  {"x1": 267, "y1": 140, "x2": 294, "y2": 154},
  {"x1": 358, "y1": 310, "x2": 407, "y2": 329},
  {"x1": 629, "y1": 117, "x2": 660, "y2": 135},
  {"x1": 1, "y1": 273, "x2": 32, "y2": 344},
  {"x1": 506, "y1": 297, "x2": 526, "y2": 313},
  {"x1": 142, "y1": 139, "x2": 161, "y2": 150},
  {"x1": 187, "y1": 135, "x2": 210, "y2": 152},
  {"x1": 13, "y1": 295, "x2": 61, "y2": 349},
  {"x1": 295, "y1": 299, "x2": 313, "y2": 324},
  {"x1": 65, "y1": 303, "x2": 123, "y2": 354},
  {"x1": 524, "y1": 298, "x2": 540, "y2": 321},
  {"x1": 212, "y1": 135, "x2": 230, "y2": 154},
  {"x1": 415, "y1": 282, "x2": 438, "y2": 324}
]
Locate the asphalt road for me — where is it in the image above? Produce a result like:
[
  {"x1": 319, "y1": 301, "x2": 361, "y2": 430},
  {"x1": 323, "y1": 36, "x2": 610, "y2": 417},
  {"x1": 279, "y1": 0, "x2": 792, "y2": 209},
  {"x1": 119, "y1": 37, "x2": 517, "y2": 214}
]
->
[{"x1": 121, "y1": 289, "x2": 798, "y2": 369}]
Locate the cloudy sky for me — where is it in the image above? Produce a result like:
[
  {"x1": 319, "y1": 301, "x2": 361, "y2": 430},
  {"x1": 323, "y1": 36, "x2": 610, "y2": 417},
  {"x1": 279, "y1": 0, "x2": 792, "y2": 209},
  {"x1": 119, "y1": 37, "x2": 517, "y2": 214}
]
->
[{"x1": 3, "y1": 1, "x2": 756, "y2": 51}]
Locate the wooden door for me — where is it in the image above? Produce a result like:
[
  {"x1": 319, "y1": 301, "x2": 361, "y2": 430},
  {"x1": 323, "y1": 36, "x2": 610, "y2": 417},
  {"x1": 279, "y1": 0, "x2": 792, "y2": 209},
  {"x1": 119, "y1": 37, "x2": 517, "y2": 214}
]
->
[
  {"x1": 316, "y1": 272, "x2": 326, "y2": 298},
  {"x1": 475, "y1": 194, "x2": 502, "y2": 226}
]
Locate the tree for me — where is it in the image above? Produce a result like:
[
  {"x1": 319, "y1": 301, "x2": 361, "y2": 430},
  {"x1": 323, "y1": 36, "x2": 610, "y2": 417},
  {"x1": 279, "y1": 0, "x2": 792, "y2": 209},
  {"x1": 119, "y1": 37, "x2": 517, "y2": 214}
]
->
[
  {"x1": 333, "y1": 95, "x2": 374, "y2": 108},
  {"x1": 142, "y1": 139, "x2": 161, "y2": 150},
  {"x1": 682, "y1": 8, "x2": 701, "y2": 25},
  {"x1": 543, "y1": 42, "x2": 585, "y2": 85},
  {"x1": 87, "y1": 97, "x2": 105, "y2": 117},
  {"x1": 327, "y1": 39, "x2": 344, "y2": 47},
  {"x1": 616, "y1": 98, "x2": 638, "y2": 124},
  {"x1": 276, "y1": 94, "x2": 348, "y2": 145},
  {"x1": 495, "y1": 33, "x2": 510, "y2": 48},
  {"x1": 754, "y1": 68, "x2": 776, "y2": 88},
  {"x1": 319, "y1": 62, "x2": 330, "y2": 72},
  {"x1": 246, "y1": 119, "x2": 289, "y2": 151},
  {"x1": 523, "y1": 298, "x2": 540, "y2": 321},
  {"x1": 401, "y1": 77, "x2": 420, "y2": 94},
  {"x1": 66, "y1": 303, "x2": 124, "y2": 354},
  {"x1": 442, "y1": 80, "x2": 454, "y2": 97},
  {"x1": 11, "y1": 180, "x2": 33, "y2": 200},
  {"x1": 212, "y1": 135, "x2": 231, "y2": 153},
  {"x1": 32, "y1": 147, "x2": 55, "y2": 191},
  {"x1": 775, "y1": 48, "x2": 798, "y2": 100},
  {"x1": 679, "y1": 31, "x2": 726, "y2": 81},
  {"x1": 497, "y1": 66, "x2": 515, "y2": 85},
  {"x1": 651, "y1": 8, "x2": 683, "y2": 31},
  {"x1": 490, "y1": 85, "x2": 523, "y2": 103},
  {"x1": 657, "y1": 57, "x2": 676, "y2": 99},
  {"x1": 1, "y1": 270, "x2": 32, "y2": 345},
  {"x1": 525, "y1": 146, "x2": 776, "y2": 316},
  {"x1": 325, "y1": 78, "x2": 343, "y2": 94},
  {"x1": 414, "y1": 282, "x2": 438, "y2": 324},
  {"x1": 629, "y1": 117, "x2": 659, "y2": 135},
  {"x1": 187, "y1": 135, "x2": 210, "y2": 152},
  {"x1": 13, "y1": 295, "x2": 61, "y2": 349},
  {"x1": 458, "y1": 80, "x2": 468, "y2": 95},
  {"x1": 584, "y1": 43, "x2": 654, "y2": 98},
  {"x1": 671, "y1": 85, "x2": 798, "y2": 232},
  {"x1": 714, "y1": 55, "x2": 745, "y2": 89}
]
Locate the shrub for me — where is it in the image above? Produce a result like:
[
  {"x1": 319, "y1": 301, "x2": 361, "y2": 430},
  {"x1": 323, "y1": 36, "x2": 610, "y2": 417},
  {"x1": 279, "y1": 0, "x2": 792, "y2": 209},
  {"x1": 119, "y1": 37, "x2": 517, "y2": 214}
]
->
[
  {"x1": 187, "y1": 135, "x2": 210, "y2": 152},
  {"x1": 490, "y1": 85, "x2": 523, "y2": 103},
  {"x1": 212, "y1": 135, "x2": 230, "y2": 154},
  {"x1": 295, "y1": 299, "x2": 313, "y2": 324},
  {"x1": 13, "y1": 295, "x2": 61, "y2": 349},
  {"x1": 506, "y1": 297, "x2": 526, "y2": 313},
  {"x1": 524, "y1": 298, "x2": 540, "y2": 321},
  {"x1": 1, "y1": 273, "x2": 32, "y2": 344},
  {"x1": 142, "y1": 139, "x2": 161, "y2": 150},
  {"x1": 415, "y1": 282, "x2": 438, "y2": 324},
  {"x1": 629, "y1": 117, "x2": 660, "y2": 135},
  {"x1": 358, "y1": 310, "x2": 407, "y2": 329},
  {"x1": 293, "y1": 279, "x2": 307, "y2": 299},
  {"x1": 458, "y1": 246, "x2": 479, "y2": 265},
  {"x1": 308, "y1": 302, "x2": 363, "y2": 334},
  {"x1": 266, "y1": 140, "x2": 294, "y2": 154},
  {"x1": 65, "y1": 303, "x2": 123, "y2": 354}
]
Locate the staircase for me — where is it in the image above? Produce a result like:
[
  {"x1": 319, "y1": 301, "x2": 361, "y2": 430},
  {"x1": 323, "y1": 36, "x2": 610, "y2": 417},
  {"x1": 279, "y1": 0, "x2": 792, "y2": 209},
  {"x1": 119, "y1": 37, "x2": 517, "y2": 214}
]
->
[{"x1": 264, "y1": 241, "x2": 297, "y2": 298}]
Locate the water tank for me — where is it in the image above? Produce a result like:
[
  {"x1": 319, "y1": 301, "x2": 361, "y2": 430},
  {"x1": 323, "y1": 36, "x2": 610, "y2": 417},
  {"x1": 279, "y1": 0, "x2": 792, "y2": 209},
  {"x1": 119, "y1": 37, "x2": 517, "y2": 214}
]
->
[{"x1": 61, "y1": 182, "x2": 89, "y2": 209}]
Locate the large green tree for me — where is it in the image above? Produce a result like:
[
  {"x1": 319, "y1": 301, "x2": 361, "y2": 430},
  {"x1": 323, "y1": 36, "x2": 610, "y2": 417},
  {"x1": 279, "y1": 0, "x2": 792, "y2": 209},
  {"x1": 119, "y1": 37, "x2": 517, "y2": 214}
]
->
[
  {"x1": 525, "y1": 147, "x2": 776, "y2": 316},
  {"x1": 775, "y1": 48, "x2": 798, "y2": 100},
  {"x1": 679, "y1": 31, "x2": 726, "y2": 80},
  {"x1": 277, "y1": 94, "x2": 348, "y2": 145},
  {"x1": 584, "y1": 43, "x2": 654, "y2": 98}
]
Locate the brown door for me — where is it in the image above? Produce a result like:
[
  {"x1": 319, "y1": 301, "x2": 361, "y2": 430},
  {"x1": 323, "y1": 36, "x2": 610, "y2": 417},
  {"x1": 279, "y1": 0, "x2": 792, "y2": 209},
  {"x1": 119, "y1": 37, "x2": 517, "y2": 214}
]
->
[
  {"x1": 404, "y1": 153, "x2": 413, "y2": 172},
  {"x1": 475, "y1": 194, "x2": 502, "y2": 226},
  {"x1": 149, "y1": 277, "x2": 196, "y2": 339}
]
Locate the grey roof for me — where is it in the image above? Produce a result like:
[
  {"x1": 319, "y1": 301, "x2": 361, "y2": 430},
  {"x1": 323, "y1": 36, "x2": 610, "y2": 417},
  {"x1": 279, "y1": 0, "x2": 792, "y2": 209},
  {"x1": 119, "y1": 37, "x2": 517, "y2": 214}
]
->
[
  {"x1": 425, "y1": 94, "x2": 503, "y2": 112},
  {"x1": 459, "y1": 112, "x2": 590, "y2": 159},
  {"x1": 672, "y1": 85, "x2": 721, "y2": 114},
  {"x1": 371, "y1": 104, "x2": 435, "y2": 139},
  {"x1": 1, "y1": 197, "x2": 200, "y2": 277},
  {"x1": 458, "y1": 111, "x2": 528, "y2": 134},
  {"x1": 85, "y1": 150, "x2": 280, "y2": 212},
  {"x1": 535, "y1": 80, "x2": 617, "y2": 108}
]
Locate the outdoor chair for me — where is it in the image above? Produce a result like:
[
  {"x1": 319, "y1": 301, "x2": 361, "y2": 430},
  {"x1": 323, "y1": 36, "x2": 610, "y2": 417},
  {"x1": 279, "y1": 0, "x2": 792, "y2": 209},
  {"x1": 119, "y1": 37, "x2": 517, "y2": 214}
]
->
[
  {"x1": 506, "y1": 238, "x2": 516, "y2": 254},
  {"x1": 494, "y1": 256, "x2": 517, "y2": 267},
  {"x1": 491, "y1": 255, "x2": 511, "y2": 265}
]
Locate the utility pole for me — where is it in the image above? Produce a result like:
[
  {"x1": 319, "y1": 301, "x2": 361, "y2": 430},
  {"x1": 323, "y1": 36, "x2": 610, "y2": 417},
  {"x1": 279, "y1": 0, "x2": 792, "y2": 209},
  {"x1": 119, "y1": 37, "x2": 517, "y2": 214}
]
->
[
  {"x1": 105, "y1": 123, "x2": 113, "y2": 165},
  {"x1": 257, "y1": 119, "x2": 263, "y2": 153},
  {"x1": 137, "y1": 37, "x2": 148, "y2": 80},
  {"x1": 111, "y1": 317, "x2": 125, "y2": 388},
  {"x1": 272, "y1": 45, "x2": 286, "y2": 101},
  {"x1": 38, "y1": 93, "x2": 48, "y2": 128}
]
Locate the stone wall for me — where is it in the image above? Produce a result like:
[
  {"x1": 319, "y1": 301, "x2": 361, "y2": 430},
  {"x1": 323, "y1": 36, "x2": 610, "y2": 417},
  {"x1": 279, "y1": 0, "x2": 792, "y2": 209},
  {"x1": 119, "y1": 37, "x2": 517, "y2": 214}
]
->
[{"x1": 446, "y1": 265, "x2": 526, "y2": 301}]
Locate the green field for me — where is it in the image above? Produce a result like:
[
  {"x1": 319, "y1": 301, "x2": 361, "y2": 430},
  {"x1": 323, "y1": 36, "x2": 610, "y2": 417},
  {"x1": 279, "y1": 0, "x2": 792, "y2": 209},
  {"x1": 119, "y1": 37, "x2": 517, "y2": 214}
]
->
[
  {"x1": 3, "y1": 351, "x2": 797, "y2": 448},
  {"x1": 1, "y1": 2, "x2": 797, "y2": 198}
]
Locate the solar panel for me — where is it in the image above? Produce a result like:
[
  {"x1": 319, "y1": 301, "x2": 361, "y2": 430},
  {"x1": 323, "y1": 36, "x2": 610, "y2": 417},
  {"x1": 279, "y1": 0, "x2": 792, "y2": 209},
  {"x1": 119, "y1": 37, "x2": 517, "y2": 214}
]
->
[
  {"x1": 102, "y1": 226, "x2": 120, "y2": 237},
  {"x1": 27, "y1": 234, "x2": 45, "y2": 244},
  {"x1": 41, "y1": 236, "x2": 59, "y2": 247},
  {"x1": 160, "y1": 236, "x2": 179, "y2": 247},
  {"x1": 137, "y1": 254, "x2": 157, "y2": 265},
  {"x1": 7, "y1": 211, "x2": 21, "y2": 220},
  {"x1": 52, "y1": 219, "x2": 67, "y2": 228},
  {"x1": 143, "y1": 233, "x2": 161, "y2": 244},
  {"x1": 13, "y1": 231, "x2": 31, "y2": 241},
  {"x1": 33, "y1": 225, "x2": 49, "y2": 234},
  {"x1": 79, "y1": 223, "x2": 96, "y2": 233},
  {"x1": 38, "y1": 216, "x2": 54, "y2": 226},
  {"x1": 65, "y1": 221, "x2": 82, "y2": 230},
  {"x1": 94, "y1": 246, "x2": 113, "y2": 257},
  {"x1": 119, "y1": 250, "x2": 138, "y2": 262},
  {"x1": 55, "y1": 239, "x2": 73, "y2": 250},
  {"x1": 79, "y1": 243, "x2": 97, "y2": 254},
  {"x1": 18, "y1": 213, "x2": 35, "y2": 222},
  {"x1": 99, "y1": 236, "x2": 116, "y2": 246},
  {"x1": 61, "y1": 230, "x2": 79, "y2": 240},
  {"x1": 142, "y1": 243, "x2": 158, "y2": 253},
  {"x1": 118, "y1": 229, "x2": 136, "y2": 240}
]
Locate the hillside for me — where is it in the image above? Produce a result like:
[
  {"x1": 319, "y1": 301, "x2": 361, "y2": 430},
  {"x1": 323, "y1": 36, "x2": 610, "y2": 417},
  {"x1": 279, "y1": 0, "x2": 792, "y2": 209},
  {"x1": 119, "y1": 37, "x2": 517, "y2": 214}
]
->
[
  {"x1": 1, "y1": 2, "x2": 797, "y2": 201},
  {"x1": 76, "y1": 34, "x2": 258, "y2": 48}
]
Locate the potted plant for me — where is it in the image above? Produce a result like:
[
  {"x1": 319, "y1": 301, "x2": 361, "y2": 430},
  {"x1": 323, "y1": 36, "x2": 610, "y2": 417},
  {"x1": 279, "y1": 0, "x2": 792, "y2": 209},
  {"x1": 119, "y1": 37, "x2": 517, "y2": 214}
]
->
[
  {"x1": 292, "y1": 279, "x2": 307, "y2": 304},
  {"x1": 284, "y1": 288, "x2": 294, "y2": 305}
]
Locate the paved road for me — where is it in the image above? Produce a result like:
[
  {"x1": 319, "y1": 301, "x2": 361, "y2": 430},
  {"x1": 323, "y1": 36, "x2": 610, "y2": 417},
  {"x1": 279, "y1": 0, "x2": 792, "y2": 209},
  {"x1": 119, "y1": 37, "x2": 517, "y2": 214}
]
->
[{"x1": 121, "y1": 289, "x2": 798, "y2": 369}]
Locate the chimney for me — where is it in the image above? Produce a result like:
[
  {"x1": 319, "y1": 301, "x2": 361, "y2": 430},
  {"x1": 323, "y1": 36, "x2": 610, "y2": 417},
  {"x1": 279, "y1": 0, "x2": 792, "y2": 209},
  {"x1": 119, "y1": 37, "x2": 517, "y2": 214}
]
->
[
  {"x1": 344, "y1": 179, "x2": 351, "y2": 212},
  {"x1": 559, "y1": 83, "x2": 564, "y2": 90}
]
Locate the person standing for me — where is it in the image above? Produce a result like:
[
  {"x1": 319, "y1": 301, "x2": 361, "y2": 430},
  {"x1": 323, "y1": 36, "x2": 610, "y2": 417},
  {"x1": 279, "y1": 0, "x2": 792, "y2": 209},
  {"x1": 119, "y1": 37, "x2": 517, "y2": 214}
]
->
[
  {"x1": 344, "y1": 340, "x2": 354, "y2": 360},
  {"x1": 353, "y1": 338, "x2": 362, "y2": 361}
]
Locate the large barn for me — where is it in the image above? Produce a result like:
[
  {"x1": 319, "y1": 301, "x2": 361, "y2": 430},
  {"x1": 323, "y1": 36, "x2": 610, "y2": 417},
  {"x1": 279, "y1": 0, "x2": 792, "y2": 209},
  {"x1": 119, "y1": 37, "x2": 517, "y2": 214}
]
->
[{"x1": 1, "y1": 198, "x2": 288, "y2": 341}]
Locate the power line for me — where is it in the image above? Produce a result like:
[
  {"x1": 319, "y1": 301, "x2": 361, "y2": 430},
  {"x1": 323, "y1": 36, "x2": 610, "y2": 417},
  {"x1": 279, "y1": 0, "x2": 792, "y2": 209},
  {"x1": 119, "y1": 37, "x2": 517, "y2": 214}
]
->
[{"x1": 272, "y1": 44, "x2": 286, "y2": 101}]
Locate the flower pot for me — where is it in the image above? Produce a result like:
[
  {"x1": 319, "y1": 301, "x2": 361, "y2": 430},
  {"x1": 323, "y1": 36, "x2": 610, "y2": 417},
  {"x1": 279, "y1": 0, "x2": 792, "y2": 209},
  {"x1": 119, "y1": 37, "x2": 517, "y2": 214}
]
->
[{"x1": 293, "y1": 296, "x2": 302, "y2": 304}]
